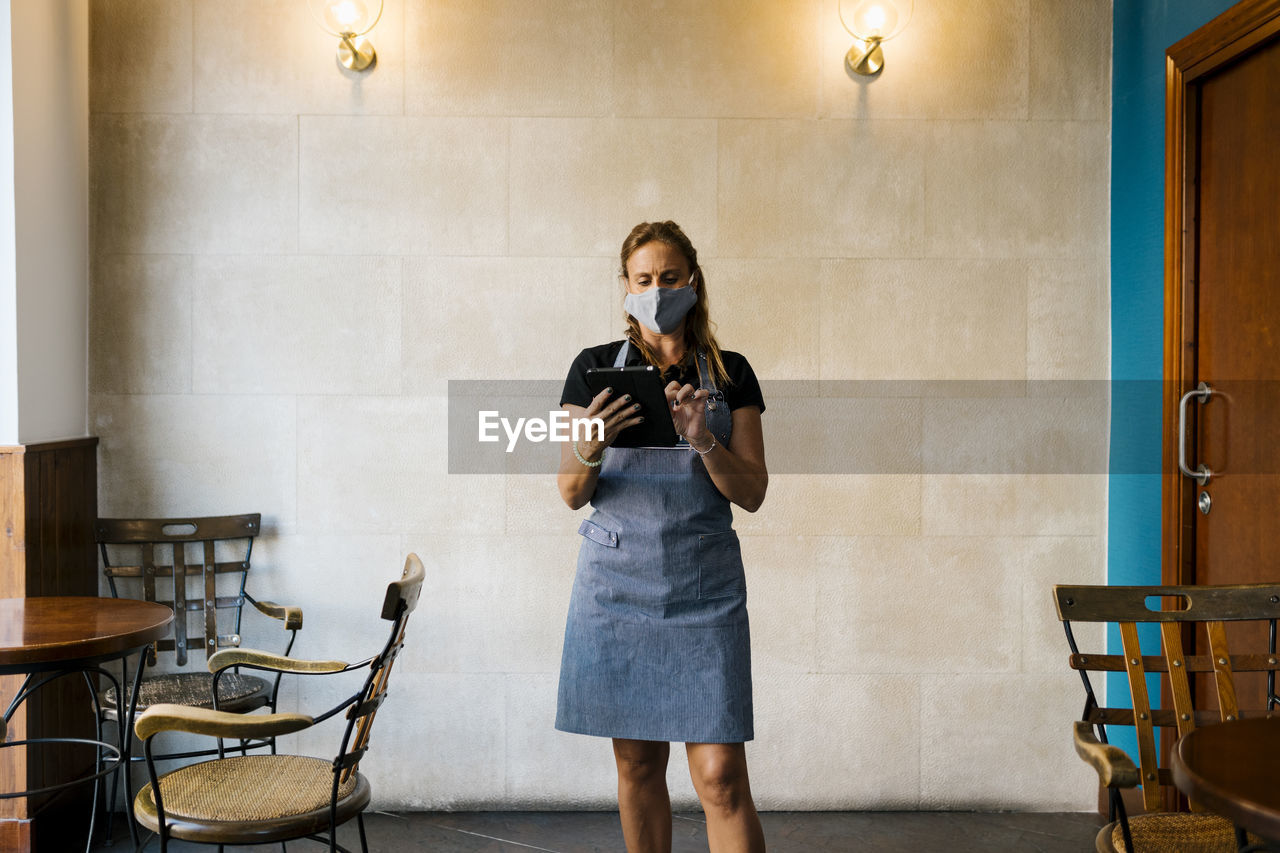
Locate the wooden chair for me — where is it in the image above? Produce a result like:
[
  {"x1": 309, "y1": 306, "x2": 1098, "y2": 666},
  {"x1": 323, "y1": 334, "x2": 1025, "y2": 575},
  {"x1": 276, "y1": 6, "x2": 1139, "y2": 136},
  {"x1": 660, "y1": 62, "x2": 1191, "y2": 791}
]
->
[
  {"x1": 130, "y1": 553, "x2": 425, "y2": 852},
  {"x1": 94, "y1": 514, "x2": 303, "y2": 834},
  {"x1": 1054, "y1": 583, "x2": 1280, "y2": 852}
]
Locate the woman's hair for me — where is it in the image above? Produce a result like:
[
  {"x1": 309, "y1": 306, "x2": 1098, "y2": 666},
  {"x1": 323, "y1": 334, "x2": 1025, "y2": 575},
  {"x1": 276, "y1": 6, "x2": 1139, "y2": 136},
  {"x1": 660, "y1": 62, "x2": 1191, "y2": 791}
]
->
[{"x1": 618, "y1": 221, "x2": 731, "y2": 389}]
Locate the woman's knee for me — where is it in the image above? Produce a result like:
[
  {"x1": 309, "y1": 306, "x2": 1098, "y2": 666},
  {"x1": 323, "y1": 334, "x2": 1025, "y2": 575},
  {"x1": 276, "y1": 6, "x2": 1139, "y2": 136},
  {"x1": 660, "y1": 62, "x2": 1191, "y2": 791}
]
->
[
  {"x1": 687, "y1": 746, "x2": 750, "y2": 812},
  {"x1": 613, "y1": 739, "x2": 670, "y2": 783}
]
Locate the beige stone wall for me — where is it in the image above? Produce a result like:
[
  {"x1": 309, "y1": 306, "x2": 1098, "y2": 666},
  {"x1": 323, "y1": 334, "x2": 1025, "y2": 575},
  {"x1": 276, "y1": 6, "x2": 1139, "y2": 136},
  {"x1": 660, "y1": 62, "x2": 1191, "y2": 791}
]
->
[{"x1": 89, "y1": 0, "x2": 1110, "y2": 809}]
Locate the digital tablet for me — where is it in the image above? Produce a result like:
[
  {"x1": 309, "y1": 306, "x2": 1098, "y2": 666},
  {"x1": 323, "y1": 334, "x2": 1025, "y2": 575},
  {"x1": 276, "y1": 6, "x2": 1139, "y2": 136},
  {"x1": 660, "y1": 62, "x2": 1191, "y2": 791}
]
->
[{"x1": 584, "y1": 365, "x2": 680, "y2": 448}]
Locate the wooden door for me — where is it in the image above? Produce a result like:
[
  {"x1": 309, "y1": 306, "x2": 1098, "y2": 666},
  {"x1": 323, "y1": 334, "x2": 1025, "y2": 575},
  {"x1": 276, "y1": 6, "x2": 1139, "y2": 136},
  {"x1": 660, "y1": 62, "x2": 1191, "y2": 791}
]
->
[{"x1": 1163, "y1": 0, "x2": 1280, "y2": 714}]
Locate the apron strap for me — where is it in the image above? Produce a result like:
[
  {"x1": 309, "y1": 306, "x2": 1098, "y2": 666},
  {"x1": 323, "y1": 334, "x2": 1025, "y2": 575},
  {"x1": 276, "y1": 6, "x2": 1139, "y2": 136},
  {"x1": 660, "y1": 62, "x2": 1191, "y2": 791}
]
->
[
  {"x1": 616, "y1": 339, "x2": 722, "y2": 405},
  {"x1": 696, "y1": 349, "x2": 718, "y2": 394},
  {"x1": 609, "y1": 339, "x2": 728, "y2": 446}
]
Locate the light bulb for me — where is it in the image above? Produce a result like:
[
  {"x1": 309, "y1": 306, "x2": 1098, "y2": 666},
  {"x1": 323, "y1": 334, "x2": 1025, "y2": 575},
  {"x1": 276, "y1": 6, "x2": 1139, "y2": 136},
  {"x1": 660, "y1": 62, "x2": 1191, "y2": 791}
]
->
[
  {"x1": 859, "y1": 5, "x2": 890, "y2": 38},
  {"x1": 841, "y1": 0, "x2": 912, "y2": 42},
  {"x1": 324, "y1": 0, "x2": 370, "y2": 35}
]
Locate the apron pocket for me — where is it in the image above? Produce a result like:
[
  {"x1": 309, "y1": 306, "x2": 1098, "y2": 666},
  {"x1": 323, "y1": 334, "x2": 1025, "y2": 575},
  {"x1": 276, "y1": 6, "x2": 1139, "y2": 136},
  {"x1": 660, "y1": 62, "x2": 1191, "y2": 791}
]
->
[
  {"x1": 697, "y1": 530, "x2": 745, "y2": 599},
  {"x1": 578, "y1": 518, "x2": 619, "y2": 548}
]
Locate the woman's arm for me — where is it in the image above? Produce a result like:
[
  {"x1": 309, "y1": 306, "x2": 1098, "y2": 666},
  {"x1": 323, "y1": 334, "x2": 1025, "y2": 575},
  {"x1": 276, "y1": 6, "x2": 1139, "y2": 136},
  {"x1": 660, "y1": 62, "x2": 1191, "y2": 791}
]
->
[
  {"x1": 557, "y1": 389, "x2": 643, "y2": 510},
  {"x1": 558, "y1": 403, "x2": 602, "y2": 510},
  {"x1": 696, "y1": 405, "x2": 768, "y2": 512},
  {"x1": 666, "y1": 381, "x2": 768, "y2": 512}
]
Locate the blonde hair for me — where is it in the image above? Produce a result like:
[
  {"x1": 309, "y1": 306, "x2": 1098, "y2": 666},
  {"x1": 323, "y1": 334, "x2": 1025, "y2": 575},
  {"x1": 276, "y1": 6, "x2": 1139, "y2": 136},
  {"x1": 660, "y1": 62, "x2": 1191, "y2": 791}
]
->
[{"x1": 618, "y1": 221, "x2": 731, "y2": 389}]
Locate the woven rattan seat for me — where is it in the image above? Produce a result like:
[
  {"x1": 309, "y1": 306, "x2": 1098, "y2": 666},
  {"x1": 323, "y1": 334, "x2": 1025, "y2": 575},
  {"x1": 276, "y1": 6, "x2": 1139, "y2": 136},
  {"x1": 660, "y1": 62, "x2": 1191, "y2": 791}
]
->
[
  {"x1": 133, "y1": 755, "x2": 371, "y2": 843},
  {"x1": 1106, "y1": 813, "x2": 1263, "y2": 852},
  {"x1": 102, "y1": 671, "x2": 269, "y2": 713},
  {"x1": 142, "y1": 755, "x2": 358, "y2": 822}
]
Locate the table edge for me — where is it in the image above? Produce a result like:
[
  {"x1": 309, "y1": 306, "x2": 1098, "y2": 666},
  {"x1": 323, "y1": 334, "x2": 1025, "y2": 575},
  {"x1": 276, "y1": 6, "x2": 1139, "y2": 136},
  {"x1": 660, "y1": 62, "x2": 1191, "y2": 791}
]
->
[
  {"x1": 1172, "y1": 722, "x2": 1280, "y2": 842},
  {"x1": 0, "y1": 598, "x2": 174, "y2": 668}
]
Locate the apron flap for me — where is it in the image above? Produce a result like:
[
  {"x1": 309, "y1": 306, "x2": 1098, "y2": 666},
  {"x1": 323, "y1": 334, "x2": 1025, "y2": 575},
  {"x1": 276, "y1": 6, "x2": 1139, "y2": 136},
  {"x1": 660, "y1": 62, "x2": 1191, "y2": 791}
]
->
[{"x1": 577, "y1": 518, "x2": 619, "y2": 548}]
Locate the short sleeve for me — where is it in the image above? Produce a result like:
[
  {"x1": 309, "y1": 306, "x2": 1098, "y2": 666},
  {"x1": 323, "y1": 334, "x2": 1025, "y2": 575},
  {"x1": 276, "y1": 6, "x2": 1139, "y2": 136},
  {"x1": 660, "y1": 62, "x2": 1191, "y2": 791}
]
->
[
  {"x1": 559, "y1": 348, "x2": 597, "y2": 409},
  {"x1": 725, "y1": 353, "x2": 765, "y2": 414}
]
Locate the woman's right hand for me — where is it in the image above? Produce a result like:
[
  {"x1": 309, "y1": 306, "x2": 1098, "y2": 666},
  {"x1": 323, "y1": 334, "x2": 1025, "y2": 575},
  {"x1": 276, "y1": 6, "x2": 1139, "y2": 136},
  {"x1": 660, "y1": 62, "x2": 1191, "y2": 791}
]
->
[{"x1": 574, "y1": 387, "x2": 645, "y2": 461}]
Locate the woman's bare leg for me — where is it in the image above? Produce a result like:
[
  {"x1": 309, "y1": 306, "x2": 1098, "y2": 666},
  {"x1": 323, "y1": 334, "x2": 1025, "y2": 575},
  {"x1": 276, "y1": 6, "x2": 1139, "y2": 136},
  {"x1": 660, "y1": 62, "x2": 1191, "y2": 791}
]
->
[
  {"x1": 685, "y1": 742, "x2": 765, "y2": 853},
  {"x1": 613, "y1": 738, "x2": 672, "y2": 853}
]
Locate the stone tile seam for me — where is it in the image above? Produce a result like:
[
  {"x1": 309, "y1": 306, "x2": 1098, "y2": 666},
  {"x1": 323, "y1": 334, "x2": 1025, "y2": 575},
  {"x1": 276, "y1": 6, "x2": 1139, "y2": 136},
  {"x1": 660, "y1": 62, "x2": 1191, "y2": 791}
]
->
[
  {"x1": 188, "y1": 0, "x2": 195, "y2": 113},
  {"x1": 296, "y1": 113, "x2": 301, "y2": 257},
  {"x1": 92, "y1": 252, "x2": 1108, "y2": 262},
  {"x1": 421, "y1": 821, "x2": 563, "y2": 853},
  {"x1": 916, "y1": 671, "x2": 924, "y2": 807},
  {"x1": 504, "y1": 118, "x2": 512, "y2": 256},
  {"x1": 87, "y1": 112, "x2": 1110, "y2": 126}
]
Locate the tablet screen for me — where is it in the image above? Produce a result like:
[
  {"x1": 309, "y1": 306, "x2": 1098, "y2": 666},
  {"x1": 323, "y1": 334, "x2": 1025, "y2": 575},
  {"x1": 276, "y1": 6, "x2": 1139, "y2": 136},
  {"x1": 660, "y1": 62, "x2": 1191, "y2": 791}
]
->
[{"x1": 584, "y1": 366, "x2": 681, "y2": 448}]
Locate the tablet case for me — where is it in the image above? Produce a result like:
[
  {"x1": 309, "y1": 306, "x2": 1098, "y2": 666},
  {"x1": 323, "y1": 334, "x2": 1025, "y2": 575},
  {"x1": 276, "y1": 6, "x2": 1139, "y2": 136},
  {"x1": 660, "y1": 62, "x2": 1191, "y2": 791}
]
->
[{"x1": 584, "y1": 366, "x2": 681, "y2": 448}]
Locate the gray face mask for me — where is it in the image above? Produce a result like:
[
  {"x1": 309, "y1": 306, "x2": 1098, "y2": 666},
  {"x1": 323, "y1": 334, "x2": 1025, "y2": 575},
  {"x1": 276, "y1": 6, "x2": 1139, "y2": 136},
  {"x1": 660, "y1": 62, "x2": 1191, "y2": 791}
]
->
[{"x1": 623, "y1": 283, "x2": 698, "y2": 334}]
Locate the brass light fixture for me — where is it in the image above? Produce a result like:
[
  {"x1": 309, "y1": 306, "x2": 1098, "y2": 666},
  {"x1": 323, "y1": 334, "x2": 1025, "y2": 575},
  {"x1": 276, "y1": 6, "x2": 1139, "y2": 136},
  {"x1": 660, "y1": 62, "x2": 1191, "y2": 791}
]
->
[
  {"x1": 839, "y1": 0, "x2": 912, "y2": 77},
  {"x1": 308, "y1": 0, "x2": 384, "y2": 71}
]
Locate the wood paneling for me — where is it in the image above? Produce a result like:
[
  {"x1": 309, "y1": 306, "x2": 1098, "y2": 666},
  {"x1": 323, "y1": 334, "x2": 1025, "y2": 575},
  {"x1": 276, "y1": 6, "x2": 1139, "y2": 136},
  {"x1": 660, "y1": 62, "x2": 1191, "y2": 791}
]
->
[
  {"x1": 0, "y1": 448, "x2": 26, "y2": 598},
  {"x1": 0, "y1": 446, "x2": 30, "y2": 825},
  {"x1": 0, "y1": 438, "x2": 99, "y2": 848}
]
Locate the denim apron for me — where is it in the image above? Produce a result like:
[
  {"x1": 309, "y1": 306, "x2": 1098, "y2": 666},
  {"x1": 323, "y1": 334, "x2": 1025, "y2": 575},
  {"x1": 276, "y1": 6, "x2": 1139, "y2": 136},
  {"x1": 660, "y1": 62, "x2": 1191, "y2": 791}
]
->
[{"x1": 555, "y1": 340, "x2": 753, "y2": 743}]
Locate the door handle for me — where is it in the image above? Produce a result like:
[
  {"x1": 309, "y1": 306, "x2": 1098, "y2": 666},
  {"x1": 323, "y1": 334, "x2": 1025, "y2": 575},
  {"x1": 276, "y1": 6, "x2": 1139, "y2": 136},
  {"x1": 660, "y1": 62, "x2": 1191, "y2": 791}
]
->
[{"x1": 1178, "y1": 381, "x2": 1213, "y2": 485}]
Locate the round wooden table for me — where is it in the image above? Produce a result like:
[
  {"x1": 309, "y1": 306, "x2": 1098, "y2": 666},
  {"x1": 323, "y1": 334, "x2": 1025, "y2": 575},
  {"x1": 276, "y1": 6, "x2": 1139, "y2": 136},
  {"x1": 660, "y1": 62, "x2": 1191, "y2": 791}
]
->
[
  {"x1": 0, "y1": 596, "x2": 173, "y2": 674},
  {"x1": 0, "y1": 594, "x2": 173, "y2": 846},
  {"x1": 1171, "y1": 716, "x2": 1280, "y2": 845}
]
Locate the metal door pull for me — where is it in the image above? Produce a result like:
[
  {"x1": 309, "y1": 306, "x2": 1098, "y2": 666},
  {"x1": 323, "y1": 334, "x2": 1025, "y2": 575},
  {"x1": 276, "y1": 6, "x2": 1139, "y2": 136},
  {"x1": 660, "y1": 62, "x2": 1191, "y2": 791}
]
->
[{"x1": 1178, "y1": 382, "x2": 1213, "y2": 485}]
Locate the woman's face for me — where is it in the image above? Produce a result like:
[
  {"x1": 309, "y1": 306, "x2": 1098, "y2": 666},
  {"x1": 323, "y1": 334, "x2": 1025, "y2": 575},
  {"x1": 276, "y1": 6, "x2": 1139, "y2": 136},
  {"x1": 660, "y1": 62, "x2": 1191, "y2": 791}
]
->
[{"x1": 623, "y1": 240, "x2": 694, "y2": 295}]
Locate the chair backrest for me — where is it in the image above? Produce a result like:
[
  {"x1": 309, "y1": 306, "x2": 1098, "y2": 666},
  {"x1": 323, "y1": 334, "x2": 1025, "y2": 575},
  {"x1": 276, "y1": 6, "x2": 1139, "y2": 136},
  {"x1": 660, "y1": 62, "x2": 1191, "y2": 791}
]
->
[
  {"x1": 1055, "y1": 583, "x2": 1280, "y2": 811},
  {"x1": 96, "y1": 514, "x2": 262, "y2": 666},
  {"x1": 335, "y1": 553, "x2": 425, "y2": 785}
]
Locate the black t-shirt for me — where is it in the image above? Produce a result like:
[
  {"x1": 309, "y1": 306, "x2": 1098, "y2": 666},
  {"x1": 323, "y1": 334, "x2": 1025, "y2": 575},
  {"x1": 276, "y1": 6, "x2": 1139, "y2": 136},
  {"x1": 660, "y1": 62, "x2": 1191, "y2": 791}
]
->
[{"x1": 559, "y1": 340, "x2": 766, "y2": 414}]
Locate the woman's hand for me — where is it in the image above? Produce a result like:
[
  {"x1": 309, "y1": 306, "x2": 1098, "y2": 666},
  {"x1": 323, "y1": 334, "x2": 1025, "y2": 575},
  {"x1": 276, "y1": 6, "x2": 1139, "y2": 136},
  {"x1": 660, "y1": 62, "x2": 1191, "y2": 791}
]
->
[
  {"x1": 666, "y1": 381, "x2": 712, "y2": 448},
  {"x1": 558, "y1": 389, "x2": 643, "y2": 509},
  {"x1": 574, "y1": 386, "x2": 645, "y2": 461}
]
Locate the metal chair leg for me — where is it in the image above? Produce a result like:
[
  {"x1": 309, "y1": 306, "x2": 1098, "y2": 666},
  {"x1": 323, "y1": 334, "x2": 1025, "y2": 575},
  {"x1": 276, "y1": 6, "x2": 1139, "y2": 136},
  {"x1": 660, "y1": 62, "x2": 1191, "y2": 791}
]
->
[
  {"x1": 133, "y1": 828, "x2": 156, "y2": 853},
  {"x1": 1111, "y1": 788, "x2": 1135, "y2": 853},
  {"x1": 357, "y1": 812, "x2": 368, "y2": 853}
]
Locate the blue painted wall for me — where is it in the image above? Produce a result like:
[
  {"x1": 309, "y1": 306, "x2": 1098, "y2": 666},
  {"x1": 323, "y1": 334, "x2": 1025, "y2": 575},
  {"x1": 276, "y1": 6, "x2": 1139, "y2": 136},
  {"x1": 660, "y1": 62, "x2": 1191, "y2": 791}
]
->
[{"x1": 1108, "y1": 0, "x2": 1239, "y2": 758}]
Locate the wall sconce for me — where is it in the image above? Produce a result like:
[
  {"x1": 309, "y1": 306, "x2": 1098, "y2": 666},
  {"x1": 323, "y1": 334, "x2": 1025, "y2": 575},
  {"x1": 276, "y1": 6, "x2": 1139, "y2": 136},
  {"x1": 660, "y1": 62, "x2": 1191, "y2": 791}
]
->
[
  {"x1": 839, "y1": 0, "x2": 912, "y2": 77},
  {"x1": 308, "y1": 0, "x2": 384, "y2": 71}
]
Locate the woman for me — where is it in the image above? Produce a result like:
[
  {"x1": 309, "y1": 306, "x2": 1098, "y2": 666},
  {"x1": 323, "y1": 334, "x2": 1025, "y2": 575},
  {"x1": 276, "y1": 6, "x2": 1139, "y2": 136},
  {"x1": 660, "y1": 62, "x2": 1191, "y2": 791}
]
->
[{"x1": 555, "y1": 221, "x2": 769, "y2": 853}]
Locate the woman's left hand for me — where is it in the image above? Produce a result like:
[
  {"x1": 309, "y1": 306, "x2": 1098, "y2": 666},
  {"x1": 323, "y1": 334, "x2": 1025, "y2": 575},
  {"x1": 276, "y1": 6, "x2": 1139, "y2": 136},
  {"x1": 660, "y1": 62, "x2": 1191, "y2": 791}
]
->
[{"x1": 665, "y1": 381, "x2": 712, "y2": 446}]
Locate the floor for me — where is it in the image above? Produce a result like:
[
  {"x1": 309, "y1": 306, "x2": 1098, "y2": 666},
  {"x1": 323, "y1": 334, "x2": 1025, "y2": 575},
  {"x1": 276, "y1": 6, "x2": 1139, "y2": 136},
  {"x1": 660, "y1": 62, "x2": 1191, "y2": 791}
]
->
[{"x1": 102, "y1": 809, "x2": 1103, "y2": 851}]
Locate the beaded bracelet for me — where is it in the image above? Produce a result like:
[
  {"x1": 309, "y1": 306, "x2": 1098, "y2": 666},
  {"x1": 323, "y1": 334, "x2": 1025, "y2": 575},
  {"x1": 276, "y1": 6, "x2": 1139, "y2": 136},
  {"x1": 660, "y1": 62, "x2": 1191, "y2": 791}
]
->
[
  {"x1": 690, "y1": 435, "x2": 717, "y2": 456},
  {"x1": 572, "y1": 441, "x2": 603, "y2": 468}
]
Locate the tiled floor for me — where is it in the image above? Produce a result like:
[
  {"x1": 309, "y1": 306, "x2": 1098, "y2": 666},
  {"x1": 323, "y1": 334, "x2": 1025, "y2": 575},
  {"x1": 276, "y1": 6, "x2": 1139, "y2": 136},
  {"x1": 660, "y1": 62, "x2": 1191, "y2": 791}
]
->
[{"x1": 104, "y1": 809, "x2": 1102, "y2": 851}]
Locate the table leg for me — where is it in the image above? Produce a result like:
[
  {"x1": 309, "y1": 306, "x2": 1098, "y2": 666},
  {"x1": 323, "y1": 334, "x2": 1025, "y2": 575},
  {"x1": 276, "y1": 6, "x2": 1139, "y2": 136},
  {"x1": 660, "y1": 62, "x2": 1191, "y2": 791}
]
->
[
  {"x1": 80, "y1": 667, "x2": 115, "y2": 853},
  {"x1": 2, "y1": 674, "x2": 34, "y2": 726},
  {"x1": 103, "y1": 653, "x2": 127, "y2": 845},
  {"x1": 0, "y1": 667, "x2": 125, "y2": 852},
  {"x1": 118, "y1": 645, "x2": 150, "y2": 850}
]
